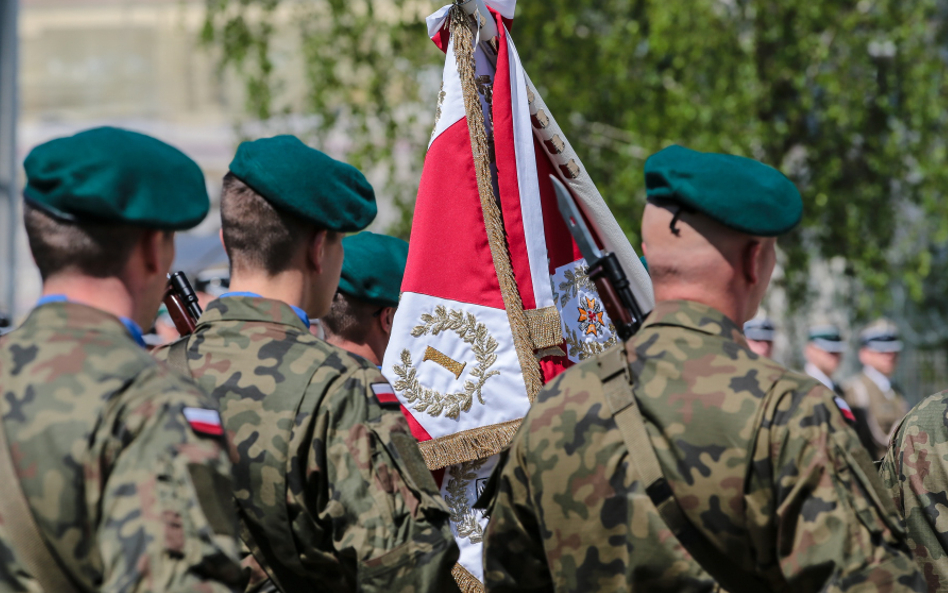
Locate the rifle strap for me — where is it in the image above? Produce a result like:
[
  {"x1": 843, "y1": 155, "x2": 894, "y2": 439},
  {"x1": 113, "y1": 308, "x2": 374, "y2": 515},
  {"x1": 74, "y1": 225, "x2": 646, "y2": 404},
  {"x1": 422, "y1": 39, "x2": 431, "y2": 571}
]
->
[
  {"x1": 0, "y1": 416, "x2": 80, "y2": 592},
  {"x1": 595, "y1": 344, "x2": 768, "y2": 593},
  {"x1": 168, "y1": 336, "x2": 192, "y2": 379}
]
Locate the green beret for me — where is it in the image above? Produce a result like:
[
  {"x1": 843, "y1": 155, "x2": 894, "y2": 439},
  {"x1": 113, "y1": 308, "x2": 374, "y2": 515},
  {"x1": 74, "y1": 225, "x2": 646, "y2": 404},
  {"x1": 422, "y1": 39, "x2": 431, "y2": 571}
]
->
[
  {"x1": 644, "y1": 145, "x2": 802, "y2": 236},
  {"x1": 229, "y1": 135, "x2": 376, "y2": 232},
  {"x1": 337, "y1": 232, "x2": 408, "y2": 307},
  {"x1": 23, "y1": 127, "x2": 209, "y2": 230}
]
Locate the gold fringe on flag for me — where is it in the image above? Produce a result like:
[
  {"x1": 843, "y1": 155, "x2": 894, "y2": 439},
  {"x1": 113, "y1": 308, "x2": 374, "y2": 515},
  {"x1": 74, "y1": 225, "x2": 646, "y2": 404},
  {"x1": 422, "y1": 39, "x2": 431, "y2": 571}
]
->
[
  {"x1": 450, "y1": 6, "x2": 543, "y2": 403},
  {"x1": 525, "y1": 306, "x2": 563, "y2": 349},
  {"x1": 418, "y1": 418, "x2": 522, "y2": 470},
  {"x1": 453, "y1": 563, "x2": 486, "y2": 593}
]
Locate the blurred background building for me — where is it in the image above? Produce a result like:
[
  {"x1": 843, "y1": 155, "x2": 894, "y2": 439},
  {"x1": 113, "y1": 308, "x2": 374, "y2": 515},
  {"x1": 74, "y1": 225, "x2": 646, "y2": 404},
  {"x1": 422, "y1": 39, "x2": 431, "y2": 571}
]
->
[
  {"x1": 1, "y1": 0, "x2": 403, "y2": 321},
  {"x1": 4, "y1": 0, "x2": 239, "y2": 318}
]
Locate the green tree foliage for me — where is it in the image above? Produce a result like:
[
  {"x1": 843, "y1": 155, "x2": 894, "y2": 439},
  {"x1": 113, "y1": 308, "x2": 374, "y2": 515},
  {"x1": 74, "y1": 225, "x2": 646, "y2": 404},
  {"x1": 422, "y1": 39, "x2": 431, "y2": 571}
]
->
[
  {"x1": 202, "y1": 0, "x2": 441, "y2": 238},
  {"x1": 203, "y1": 0, "x2": 948, "y2": 317}
]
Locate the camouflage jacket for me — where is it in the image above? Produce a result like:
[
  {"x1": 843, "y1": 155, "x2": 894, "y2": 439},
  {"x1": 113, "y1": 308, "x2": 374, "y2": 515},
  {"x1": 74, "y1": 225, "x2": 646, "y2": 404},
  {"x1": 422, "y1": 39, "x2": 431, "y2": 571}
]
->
[
  {"x1": 482, "y1": 300, "x2": 923, "y2": 593},
  {"x1": 0, "y1": 301, "x2": 243, "y2": 592},
  {"x1": 155, "y1": 295, "x2": 459, "y2": 593},
  {"x1": 880, "y1": 391, "x2": 948, "y2": 591}
]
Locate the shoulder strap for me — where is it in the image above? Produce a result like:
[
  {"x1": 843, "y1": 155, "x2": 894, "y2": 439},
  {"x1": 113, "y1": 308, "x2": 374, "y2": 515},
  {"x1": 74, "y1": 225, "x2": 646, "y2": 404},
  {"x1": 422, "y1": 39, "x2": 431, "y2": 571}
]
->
[
  {"x1": 0, "y1": 416, "x2": 80, "y2": 592},
  {"x1": 167, "y1": 337, "x2": 192, "y2": 378},
  {"x1": 595, "y1": 344, "x2": 769, "y2": 593}
]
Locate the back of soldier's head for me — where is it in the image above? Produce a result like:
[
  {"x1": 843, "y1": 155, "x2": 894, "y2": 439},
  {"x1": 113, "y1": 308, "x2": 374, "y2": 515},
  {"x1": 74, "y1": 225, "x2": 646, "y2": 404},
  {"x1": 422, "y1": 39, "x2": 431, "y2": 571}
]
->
[
  {"x1": 22, "y1": 126, "x2": 209, "y2": 282},
  {"x1": 321, "y1": 232, "x2": 408, "y2": 343},
  {"x1": 24, "y1": 206, "x2": 142, "y2": 281},
  {"x1": 322, "y1": 292, "x2": 378, "y2": 342},
  {"x1": 219, "y1": 135, "x2": 377, "y2": 276},
  {"x1": 641, "y1": 146, "x2": 801, "y2": 298},
  {"x1": 220, "y1": 173, "x2": 312, "y2": 276}
]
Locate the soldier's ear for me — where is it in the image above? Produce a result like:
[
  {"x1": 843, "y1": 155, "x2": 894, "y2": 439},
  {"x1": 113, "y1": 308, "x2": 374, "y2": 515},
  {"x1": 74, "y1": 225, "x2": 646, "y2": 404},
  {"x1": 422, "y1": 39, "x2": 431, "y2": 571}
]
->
[
  {"x1": 380, "y1": 306, "x2": 396, "y2": 334},
  {"x1": 308, "y1": 229, "x2": 328, "y2": 274},
  {"x1": 139, "y1": 229, "x2": 170, "y2": 276},
  {"x1": 741, "y1": 239, "x2": 763, "y2": 285}
]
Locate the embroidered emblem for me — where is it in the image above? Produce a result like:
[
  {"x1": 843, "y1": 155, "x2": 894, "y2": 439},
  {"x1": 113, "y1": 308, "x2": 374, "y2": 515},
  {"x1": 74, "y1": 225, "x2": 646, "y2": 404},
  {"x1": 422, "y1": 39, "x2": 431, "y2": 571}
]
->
[
  {"x1": 423, "y1": 345, "x2": 467, "y2": 379},
  {"x1": 392, "y1": 306, "x2": 500, "y2": 420},
  {"x1": 551, "y1": 260, "x2": 618, "y2": 362},
  {"x1": 532, "y1": 108, "x2": 550, "y2": 129},
  {"x1": 544, "y1": 134, "x2": 566, "y2": 154},
  {"x1": 183, "y1": 407, "x2": 224, "y2": 436},
  {"x1": 475, "y1": 74, "x2": 494, "y2": 105},
  {"x1": 371, "y1": 383, "x2": 400, "y2": 408},
  {"x1": 430, "y1": 82, "x2": 447, "y2": 142},
  {"x1": 446, "y1": 458, "x2": 488, "y2": 544},
  {"x1": 577, "y1": 296, "x2": 605, "y2": 337},
  {"x1": 475, "y1": 74, "x2": 496, "y2": 160},
  {"x1": 834, "y1": 396, "x2": 856, "y2": 423},
  {"x1": 560, "y1": 159, "x2": 581, "y2": 179},
  {"x1": 553, "y1": 263, "x2": 594, "y2": 306}
]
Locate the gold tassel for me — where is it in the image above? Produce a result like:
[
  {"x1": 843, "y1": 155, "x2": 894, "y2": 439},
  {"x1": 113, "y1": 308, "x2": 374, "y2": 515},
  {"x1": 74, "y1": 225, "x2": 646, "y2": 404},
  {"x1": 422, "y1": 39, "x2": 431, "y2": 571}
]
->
[
  {"x1": 418, "y1": 418, "x2": 522, "y2": 470},
  {"x1": 452, "y1": 563, "x2": 485, "y2": 593}
]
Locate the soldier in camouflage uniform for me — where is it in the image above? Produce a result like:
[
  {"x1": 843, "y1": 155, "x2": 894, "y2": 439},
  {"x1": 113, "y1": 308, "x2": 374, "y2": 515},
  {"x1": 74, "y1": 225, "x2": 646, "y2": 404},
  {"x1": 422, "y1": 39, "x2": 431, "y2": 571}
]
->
[
  {"x1": 0, "y1": 127, "x2": 243, "y2": 591},
  {"x1": 481, "y1": 145, "x2": 923, "y2": 592},
  {"x1": 881, "y1": 392, "x2": 948, "y2": 591},
  {"x1": 155, "y1": 136, "x2": 459, "y2": 593}
]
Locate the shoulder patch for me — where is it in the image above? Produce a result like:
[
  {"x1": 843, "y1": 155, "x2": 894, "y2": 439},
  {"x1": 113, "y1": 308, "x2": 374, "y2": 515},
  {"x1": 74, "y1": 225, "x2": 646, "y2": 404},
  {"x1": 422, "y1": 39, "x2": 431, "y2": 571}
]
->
[
  {"x1": 371, "y1": 383, "x2": 400, "y2": 408},
  {"x1": 183, "y1": 407, "x2": 224, "y2": 436},
  {"x1": 834, "y1": 396, "x2": 856, "y2": 424}
]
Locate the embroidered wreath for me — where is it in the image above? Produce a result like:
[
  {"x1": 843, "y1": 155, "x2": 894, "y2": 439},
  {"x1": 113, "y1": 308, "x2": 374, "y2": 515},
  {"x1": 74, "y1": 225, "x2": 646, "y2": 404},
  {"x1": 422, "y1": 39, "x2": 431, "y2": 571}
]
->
[
  {"x1": 392, "y1": 306, "x2": 500, "y2": 420},
  {"x1": 445, "y1": 458, "x2": 488, "y2": 544}
]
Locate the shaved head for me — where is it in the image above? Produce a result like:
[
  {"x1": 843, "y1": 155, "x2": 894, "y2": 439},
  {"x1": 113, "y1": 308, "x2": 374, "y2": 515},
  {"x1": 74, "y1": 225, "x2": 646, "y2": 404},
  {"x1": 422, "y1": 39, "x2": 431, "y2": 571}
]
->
[{"x1": 641, "y1": 203, "x2": 776, "y2": 325}]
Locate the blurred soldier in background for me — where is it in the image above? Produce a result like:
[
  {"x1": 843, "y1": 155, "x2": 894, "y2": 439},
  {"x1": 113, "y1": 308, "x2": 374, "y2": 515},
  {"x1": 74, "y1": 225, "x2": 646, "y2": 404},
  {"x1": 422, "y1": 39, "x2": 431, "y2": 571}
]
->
[
  {"x1": 844, "y1": 319, "x2": 908, "y2": 459},
  {"x1": 743, "y1": 316, "x2": 775, "y2": 358},
  {"x1": 155, "y1": 135, "x2": 459, "y2": 593},
  {"x1": 481, "y1": 145, "x2": 923, "y2": 592},
  {"x1": 0, "y1": 127, "x2": 243, "y2": 592},
  {"x1": 321, "y1": 231, "x2": 409, "y2": 367},
  {"x1": 803, "y1": 324, "x2": 847, "y2": 396}
]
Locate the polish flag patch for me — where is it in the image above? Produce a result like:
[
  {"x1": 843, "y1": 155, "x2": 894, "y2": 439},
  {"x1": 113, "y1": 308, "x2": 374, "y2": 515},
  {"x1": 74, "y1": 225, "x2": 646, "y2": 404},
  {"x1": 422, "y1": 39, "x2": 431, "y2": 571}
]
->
[
  {"x1": 371, "y1": 383, "x2": 400, "y2": 408},
  {"x1": 834, "y1": 396, "x2": 856, "y2": 424},
  {"x1": 183, "y1": 407, "x2": 224, "y2": 436}
]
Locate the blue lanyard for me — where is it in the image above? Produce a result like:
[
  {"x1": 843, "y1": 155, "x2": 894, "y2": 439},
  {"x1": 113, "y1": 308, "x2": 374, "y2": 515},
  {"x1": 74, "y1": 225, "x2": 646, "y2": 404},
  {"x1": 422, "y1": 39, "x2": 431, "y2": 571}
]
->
[
  {"x1": 220, "y1": 291, "x2": 311, "y2": 329},
  {"x1": 36, "y1": 295, "x2": 146, "y2": 348}
]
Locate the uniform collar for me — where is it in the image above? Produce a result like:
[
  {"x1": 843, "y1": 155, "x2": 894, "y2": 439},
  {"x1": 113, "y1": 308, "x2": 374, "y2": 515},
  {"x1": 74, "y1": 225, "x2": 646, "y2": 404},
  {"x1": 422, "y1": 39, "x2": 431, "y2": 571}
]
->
[
  {"x1": 804, "y1": 362, "x2": 837, "y2": 391},
  {"x1": 203, "y1": 293, "x2": 311, "y2": 331},
  {"x1": 35, "y1": 294, "x2": 146, "y2": 347},
  {"x1": 219, "y1": 291, "x2": 311, "y2": 328},
  {"x1": 863, "y1": 365, "x2": 892, "y2": 394},
  {"x1": 640, "y1": 300, "x2": 747, "y2": 346}
]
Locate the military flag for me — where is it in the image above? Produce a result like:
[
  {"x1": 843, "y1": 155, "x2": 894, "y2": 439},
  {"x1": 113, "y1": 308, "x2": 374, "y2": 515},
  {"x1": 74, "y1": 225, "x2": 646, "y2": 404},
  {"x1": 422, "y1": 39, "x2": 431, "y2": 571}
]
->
[{"x1": 382, "y1": 1, "x2": 653, "y2": 588}]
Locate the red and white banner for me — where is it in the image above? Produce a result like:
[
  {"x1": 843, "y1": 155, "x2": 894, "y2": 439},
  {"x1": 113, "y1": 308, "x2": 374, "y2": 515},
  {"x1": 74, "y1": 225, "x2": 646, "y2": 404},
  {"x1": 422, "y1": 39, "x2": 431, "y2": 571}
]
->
[{"x1": 383, "y1": 1, "x2": 652, "y2": 586}]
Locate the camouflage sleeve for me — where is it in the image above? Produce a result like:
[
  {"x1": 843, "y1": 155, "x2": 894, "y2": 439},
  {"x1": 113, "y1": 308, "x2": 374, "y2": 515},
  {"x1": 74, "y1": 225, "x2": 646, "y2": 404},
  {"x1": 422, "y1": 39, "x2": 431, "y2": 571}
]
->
[
  {"x1": 753, "y1": 382, "x2": 924, "y2": 592},
  {"x1": 480, "y1": 441, "x2": 554, "y2": 593},
  {"x1": 880, "y1": 391, "x2": 948, "y2": 591},
  {"x1": 311, "y1": 366, "x2": 460, "y2": 593},
  {"x1": 97, "y1": 378, "x2": 244, "y2": 593}
]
